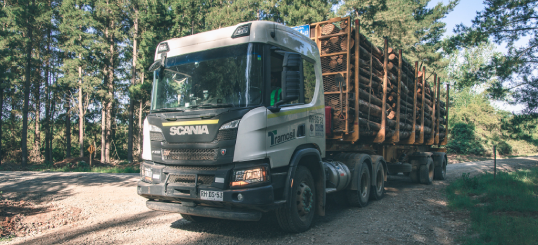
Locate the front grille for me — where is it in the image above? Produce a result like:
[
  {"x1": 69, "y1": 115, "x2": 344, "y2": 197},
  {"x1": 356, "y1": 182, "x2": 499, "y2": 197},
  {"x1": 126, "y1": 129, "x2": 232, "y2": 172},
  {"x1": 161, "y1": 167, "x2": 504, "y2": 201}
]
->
[
  {"x1": 163, "y1": 149, "x2": 218, "y2": 161},
  {"x1": 168, "y1": 174, "x2": 215, "y2": 185},
  {"x1": 215, "y1": 129, "x2": 238, "y2": 141},
  {"x1": 150, "y1": 132, "x2": 165, "y2": 141},
  {"x1": 166, "y1": 165, "x2": 218, "y2": 171}
]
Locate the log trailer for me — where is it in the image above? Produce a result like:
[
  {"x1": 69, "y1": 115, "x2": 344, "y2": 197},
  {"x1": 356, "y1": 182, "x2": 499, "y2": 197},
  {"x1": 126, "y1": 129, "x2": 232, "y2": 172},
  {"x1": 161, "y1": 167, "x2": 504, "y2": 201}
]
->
[{"x1": 138, "y1": 17, "x2": 449, "y2": 232}]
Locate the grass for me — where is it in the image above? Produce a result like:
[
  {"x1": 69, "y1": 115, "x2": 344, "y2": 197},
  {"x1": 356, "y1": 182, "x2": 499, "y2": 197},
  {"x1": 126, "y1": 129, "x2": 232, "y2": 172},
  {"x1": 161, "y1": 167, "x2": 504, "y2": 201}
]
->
[
  {"x1": 0, "y1": 161, "x2": 140, "y2": 173},
  {"x1": 47, "y1": 165, "x2": 140, "y2": 173},
  {"x1": 446, "y1": 168, "x2": 538, "y2": 244}
]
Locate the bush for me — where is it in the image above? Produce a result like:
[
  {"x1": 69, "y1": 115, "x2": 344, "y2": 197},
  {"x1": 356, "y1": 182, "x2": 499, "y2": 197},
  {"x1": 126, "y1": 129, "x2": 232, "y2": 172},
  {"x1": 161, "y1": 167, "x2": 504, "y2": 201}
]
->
[
  {"x1": 447, "y1": 122, "x2": 486, "y2": 155},
  {"x1": 496, "y1": 141, "x2": 512, "y2": 155}
]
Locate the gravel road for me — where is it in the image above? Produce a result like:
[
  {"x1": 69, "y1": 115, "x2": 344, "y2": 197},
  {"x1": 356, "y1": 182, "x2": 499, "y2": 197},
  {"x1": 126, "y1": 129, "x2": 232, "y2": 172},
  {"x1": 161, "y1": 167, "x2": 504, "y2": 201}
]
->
[{"x1": 1, "y1": 156, "x2": 537, "y2": 245}]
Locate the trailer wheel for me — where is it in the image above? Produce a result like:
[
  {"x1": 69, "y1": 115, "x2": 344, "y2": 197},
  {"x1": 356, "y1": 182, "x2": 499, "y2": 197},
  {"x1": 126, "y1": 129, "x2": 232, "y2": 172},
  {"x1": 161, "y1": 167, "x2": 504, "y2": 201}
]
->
[
  {"x1": 434, "y1": 156, "x2": 447, "y2": 180},
  {"x1": 276, "y1": 166, "x2": 316, "y2": 233},
  {"x1": 419, "y1": 159, "x2": 434, "y2": 185},
  {"x1": 409, "y1": 169, "x2": 420, "y2": 183},
  {"x1": 370, "y1": 162, "x2": 385, "y2": 200},
  {"x1": 346, "y1": 162, "x2": 370, "y2": 207},
  {"x1": 180, "y1": 214, "x2": 211, "y2": 222}
]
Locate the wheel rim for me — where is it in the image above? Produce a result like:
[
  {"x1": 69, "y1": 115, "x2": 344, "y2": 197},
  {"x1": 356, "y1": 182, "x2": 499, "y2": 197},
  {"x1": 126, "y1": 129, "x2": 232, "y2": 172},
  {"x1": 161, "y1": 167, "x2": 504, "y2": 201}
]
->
[
  {"x1": 429, "y1": 163, "x2": 434, "y2": 180},
  {"x1": 360, "y1": 171, "x2": 369, "y2": 198},
  {"x1": 376, "y1": 169, "x2": 383, "y2": 193},
  {"x1": 297, "y1": 182, "x2": 313, "y2": 217}
]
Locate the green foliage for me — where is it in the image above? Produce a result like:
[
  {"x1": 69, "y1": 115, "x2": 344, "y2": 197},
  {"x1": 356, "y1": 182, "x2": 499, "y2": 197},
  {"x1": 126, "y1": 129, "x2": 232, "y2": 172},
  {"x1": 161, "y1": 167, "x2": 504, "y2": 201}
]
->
[
  {"x1": 444, "y1": 42, "x2": 501, "y2": 91},
  {"x1": 446, "y1": 168, "x2": 538, "y2": 244},
  {"x1": 447, "y1": 122, "x2": 485, "y2": 155},
  {"x1": 447, "y1": 0, "x2": 538, "y2": 113},
  {"x1": 496, "y1": 141, "x2": 512, "y2": 155},
  {"x1": 447, "y1": 86, "x2": 538, "y2": 156},
  {"x1": 461, "y1": 172, "x2": 479, "y2": 190}
]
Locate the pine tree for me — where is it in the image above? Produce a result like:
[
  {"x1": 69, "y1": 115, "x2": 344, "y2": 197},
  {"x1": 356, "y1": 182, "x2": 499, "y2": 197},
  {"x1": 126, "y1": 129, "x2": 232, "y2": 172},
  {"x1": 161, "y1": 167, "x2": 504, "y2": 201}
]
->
[
  {"x1": 21, "y1": 0, "x2": 37, "y2": 166},
  {"x1": 92, "y1": 0, "x2": 126, "y2": 163},
  {"x1": 59, "y1": 0, "x2": 96, "y2": 158},
  {"x1": 267, "y1": 0, "x2": 336, "y2": 26}
]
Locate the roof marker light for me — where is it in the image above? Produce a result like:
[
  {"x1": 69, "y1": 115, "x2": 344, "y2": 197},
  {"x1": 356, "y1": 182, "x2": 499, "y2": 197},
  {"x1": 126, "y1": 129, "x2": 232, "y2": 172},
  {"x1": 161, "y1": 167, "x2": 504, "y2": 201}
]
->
[
  {"x1": 157, "y1": 42, "x2": 169, "y2": 53},
  {"x1": 232, "y1": 23, "x2": 251, "y2": 38}
]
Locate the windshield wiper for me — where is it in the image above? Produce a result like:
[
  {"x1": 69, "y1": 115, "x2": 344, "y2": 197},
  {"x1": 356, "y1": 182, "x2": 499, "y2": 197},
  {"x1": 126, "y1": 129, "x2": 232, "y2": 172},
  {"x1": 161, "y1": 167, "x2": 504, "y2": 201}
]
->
[
  {"x1": 197, "y1": 103, "x2": 234, "y2": 109},
  {"x1": 152, "y1": 108, "x2": 185, "y2": 112}
]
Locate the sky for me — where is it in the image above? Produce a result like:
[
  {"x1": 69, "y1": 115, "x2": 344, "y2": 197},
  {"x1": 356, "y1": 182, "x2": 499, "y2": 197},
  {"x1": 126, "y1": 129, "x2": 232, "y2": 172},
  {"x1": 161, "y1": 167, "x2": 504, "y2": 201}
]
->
[
  {"x1": 427, "y1": 0, "x2": 485, "y2": 38},
  {"x1": 427, "y1": 0, "x2": 526, "y2": 114}
]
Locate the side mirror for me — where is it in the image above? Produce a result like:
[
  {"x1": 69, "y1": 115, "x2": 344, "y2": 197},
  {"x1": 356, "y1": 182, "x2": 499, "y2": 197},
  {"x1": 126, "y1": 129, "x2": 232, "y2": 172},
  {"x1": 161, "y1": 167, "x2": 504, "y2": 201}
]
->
[
  {"x1": 148, "y1": 55, "x2": 167, "y2": 72},
  {"x1": 269, "y1": 53, "x2": 303, "y2": 112},
  {"x1": 148, "y1": 59, "x2": 162, "y2": 72}
]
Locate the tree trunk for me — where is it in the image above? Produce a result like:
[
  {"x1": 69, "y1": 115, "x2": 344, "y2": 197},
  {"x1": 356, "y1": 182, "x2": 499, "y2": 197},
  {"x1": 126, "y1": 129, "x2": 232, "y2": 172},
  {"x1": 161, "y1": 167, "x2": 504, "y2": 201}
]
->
[
  {"x1": 48, "y1": 66, "x2": 58, "y2": 162},
  {"x1": 65, "y1": 99, "x2": 71, "y2": 158},
  {"x1": 0, "y1": 86, "x2": 3, "y2": 165},
  {"x1": 105, "y1": 20, "x2": 115, "y2": 163},
  {"x1": 101, "y1": 105, "x2": 106, "y2": 162},
  {"x1": 128, "y1": 10, "x2": 138, "y2": 163},
  {"x1": 78, "y1": 54, "x2": 84, "y2": 157},
  {"x1": 21, "y1": 0, "x2": 35, "y2": 167},
  {"x1": 44, "y1": 32, "x2": 51, "y2": 163},
  {"x1": 32, "y1": 66, "x2": 42, "y2": 163}
]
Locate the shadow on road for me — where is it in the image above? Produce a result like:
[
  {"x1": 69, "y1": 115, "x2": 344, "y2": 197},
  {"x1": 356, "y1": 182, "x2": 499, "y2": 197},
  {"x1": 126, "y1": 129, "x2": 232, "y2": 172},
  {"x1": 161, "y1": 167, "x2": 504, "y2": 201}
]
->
[
  {"x1": 172, "y1": 174, "x2": 456, "y2": 245},
  {"x1": 0, "y1": 172, "x2": 138, "y2": 203},
  {"x1": 11, "y1": 210, "x2": 159, "y2": 245}
]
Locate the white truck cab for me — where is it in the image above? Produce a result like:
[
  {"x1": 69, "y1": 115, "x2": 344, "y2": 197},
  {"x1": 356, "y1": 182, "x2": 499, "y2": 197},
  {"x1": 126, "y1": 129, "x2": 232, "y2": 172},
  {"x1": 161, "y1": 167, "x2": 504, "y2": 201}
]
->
[{"x1": 138, "y1": 21, "x2": 328, "y2": 232}]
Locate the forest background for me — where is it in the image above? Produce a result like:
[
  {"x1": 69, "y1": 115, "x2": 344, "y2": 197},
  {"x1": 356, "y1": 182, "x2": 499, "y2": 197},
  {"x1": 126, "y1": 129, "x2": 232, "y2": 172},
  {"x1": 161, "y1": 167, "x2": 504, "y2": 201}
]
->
[{"x1": 0, "y1": 0, "x2": 536, "y2": 170}]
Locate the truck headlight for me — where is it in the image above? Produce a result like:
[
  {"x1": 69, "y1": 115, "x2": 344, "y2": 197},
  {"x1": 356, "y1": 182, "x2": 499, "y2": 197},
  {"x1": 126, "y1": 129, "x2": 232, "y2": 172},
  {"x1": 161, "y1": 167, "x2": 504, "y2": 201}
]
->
[
  {"x1": 230, "y1": 166, "x2": 269, "y2": 187},
  {"x1": 219, "y1": 119, "x2": 240, "y2": 130},
  {"x1": 141, "y1": 165, "x2": 153, "y2": 183},
  {"x1": 140, "y1": 164, "x2": 162, "y2": 183}
]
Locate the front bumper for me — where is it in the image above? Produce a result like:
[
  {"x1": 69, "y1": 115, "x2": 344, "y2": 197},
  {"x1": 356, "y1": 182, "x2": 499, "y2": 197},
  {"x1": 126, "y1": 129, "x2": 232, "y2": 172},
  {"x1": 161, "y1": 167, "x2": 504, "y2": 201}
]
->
[
  {"x1": 146, "y1": 201, "x2": 262, "y2": 221},
  {"x1": 137, "y1": 180, "x2": 276, "y2": 207}
]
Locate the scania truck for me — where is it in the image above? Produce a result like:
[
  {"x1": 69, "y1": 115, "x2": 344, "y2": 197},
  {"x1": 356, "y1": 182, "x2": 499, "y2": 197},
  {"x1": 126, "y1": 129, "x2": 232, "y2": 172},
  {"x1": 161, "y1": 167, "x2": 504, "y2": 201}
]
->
[{"x1": 137, "y1": 17, "x2": 449, "y2": 232}]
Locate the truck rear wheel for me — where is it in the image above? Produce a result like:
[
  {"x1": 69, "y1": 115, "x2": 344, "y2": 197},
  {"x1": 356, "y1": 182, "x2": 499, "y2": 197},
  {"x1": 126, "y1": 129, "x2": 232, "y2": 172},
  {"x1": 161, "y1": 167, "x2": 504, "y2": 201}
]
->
[
  {"x1": 370, "y1": 162, "x2": 385, "y2": 200},
  {"x1": 276, "y1": 166, "x2": 316, "y2": 233},
  {"x1": 346, "y1": 162, "x2": 370, "y2": 207},
  {"x1": 419, "y1": 160, "x2": 434, "y2": 185}
]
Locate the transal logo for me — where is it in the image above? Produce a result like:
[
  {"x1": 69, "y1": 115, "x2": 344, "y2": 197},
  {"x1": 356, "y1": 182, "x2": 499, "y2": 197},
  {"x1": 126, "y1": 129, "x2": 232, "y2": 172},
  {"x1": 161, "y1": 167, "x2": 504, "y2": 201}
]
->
[
  {"x1": 170, "y1": 125, "x2": 209, "y2": 135},
  {"x1": 268, "y1": 129, "x2": 296, "y2": 147}
]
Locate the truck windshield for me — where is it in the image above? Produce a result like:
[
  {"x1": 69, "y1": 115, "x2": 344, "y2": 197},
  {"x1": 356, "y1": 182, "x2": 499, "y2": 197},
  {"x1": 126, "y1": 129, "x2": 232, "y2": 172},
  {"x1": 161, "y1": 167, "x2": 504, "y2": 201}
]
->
[{"x1": 151, "y1": 43, "x2": 264, "y2": 111}]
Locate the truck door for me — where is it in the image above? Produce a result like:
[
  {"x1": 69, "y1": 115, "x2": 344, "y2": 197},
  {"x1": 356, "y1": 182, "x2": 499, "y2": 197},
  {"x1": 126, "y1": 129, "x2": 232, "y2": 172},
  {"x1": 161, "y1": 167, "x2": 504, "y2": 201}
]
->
[{"x1": 266, "y1": 48, "x2": 321, "y2": 169}]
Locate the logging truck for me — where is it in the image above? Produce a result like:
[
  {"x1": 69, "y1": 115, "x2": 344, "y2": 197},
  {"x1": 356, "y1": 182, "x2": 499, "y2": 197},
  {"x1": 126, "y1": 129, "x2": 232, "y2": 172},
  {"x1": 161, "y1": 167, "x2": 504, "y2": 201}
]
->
[{"x1": 137, "y1": 17, "x2": 449, "y2": 232}]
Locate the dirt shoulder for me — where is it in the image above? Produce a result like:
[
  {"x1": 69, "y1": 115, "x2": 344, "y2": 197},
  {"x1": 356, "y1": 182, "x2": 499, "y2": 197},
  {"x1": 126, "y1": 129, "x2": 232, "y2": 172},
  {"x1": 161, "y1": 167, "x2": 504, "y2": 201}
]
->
[{"x1": 1, "y1": 156, "x2": 537, "y2": 245}]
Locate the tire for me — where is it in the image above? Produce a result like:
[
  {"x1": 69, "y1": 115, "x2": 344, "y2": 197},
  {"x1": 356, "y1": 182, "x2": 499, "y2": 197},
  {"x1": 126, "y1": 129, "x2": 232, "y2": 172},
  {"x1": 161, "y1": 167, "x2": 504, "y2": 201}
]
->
[
  {"x1": 409, "y1": 168, "x2": 419, "y2": 183},
  {"x1": 276, "y1": 166, "x2": 316, "y2": 233},
  {"x1": 434, "y1": 156, "x2": 447, "y2": 180},
  {"x1": 370, "y1": 162, "x2": 385, "y2": 200},
  {"x1": 346, "y1": 162, "x2": 370, "y2": 207},
  {"x1": 180, "y1": 214, "x2": 211, "y2": 222},
  {"x1": 419, "y1": 159, "x2": 434, "y2": 185},
  {"x1": 387, "y1": 163, "x2": 412, "y2": 174}
]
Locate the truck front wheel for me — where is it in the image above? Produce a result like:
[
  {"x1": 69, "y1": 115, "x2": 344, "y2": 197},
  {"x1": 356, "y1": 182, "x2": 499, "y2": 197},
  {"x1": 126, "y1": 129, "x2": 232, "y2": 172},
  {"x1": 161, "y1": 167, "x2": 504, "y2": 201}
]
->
[{"x1": 276, "y1": 166, "x2": 316, "y2": 233}]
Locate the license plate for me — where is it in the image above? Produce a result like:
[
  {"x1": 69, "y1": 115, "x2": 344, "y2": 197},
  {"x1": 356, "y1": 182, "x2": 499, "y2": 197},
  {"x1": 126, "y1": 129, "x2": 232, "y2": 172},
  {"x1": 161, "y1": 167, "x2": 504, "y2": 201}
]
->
[{"x1": 200, "y1": 190, "x2": 223, "y2": 201}]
